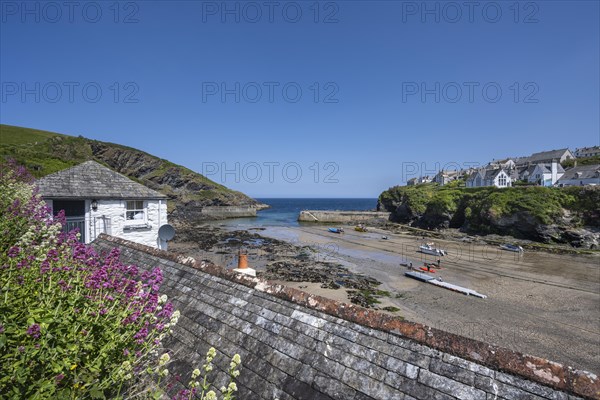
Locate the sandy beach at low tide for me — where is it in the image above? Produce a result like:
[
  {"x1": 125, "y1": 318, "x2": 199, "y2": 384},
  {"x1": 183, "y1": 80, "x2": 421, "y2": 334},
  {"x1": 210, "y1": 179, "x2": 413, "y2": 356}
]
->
[{"x1": 254, "y1": 224, "x2": 600, "y2": 374}]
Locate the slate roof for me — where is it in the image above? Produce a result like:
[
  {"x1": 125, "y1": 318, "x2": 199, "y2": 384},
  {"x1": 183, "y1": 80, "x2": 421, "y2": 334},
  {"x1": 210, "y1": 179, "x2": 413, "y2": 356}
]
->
[
  {"x1": 515, "y1": 148, "x2": 571, "y2": 165},
  {"x1": 37, "y1": 161, "x2": 167, "y2": 200},
  {"x1": 558, "y1": 164, "x2": 600, "y2": 182},
  {"x1": 483, "y1": 168, "x2": 505, "y2": 180},
  {"x1": 90, "y1": 235, "x2": 598, "y2": 400},
  {"x1": 466, "y1": 168, "x2": 507, "y2": 182},
  {"x1": 533, "y1": 163, "x2": 565, "y2": 174}
]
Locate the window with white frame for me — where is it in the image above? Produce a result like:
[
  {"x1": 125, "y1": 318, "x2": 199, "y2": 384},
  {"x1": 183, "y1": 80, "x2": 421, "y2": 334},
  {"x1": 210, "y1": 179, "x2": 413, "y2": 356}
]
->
[
  {"x1": 125, "y1": 200, "x2": 146, "y2": 222},
  {"x1": 498, "y1": 174, "x2": 507, "y2": 186}
]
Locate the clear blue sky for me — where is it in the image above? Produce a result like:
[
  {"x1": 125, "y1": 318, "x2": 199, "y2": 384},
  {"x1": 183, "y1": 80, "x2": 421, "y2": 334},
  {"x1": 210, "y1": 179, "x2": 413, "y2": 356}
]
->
[{"x1": 1, "y1": 0, "x2": 598, "y2": 197}]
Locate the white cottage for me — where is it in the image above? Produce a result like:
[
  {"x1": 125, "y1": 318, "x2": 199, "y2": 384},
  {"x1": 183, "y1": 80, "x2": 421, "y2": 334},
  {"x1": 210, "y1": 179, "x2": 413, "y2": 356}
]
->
[
  {"x1": 527, "y1": 161, "x2": 564, "y2": 186},
  {"x1": 37, "y1": 161, "x2": 168, "y2": 248},
  {"x1": 466, "y1": 168, "x2": 512, "y2": 188}
]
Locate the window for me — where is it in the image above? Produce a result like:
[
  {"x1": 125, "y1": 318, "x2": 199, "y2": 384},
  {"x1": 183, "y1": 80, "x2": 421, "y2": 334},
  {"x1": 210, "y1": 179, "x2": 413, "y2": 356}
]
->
[
  {"x1": 126, "y1": 200, "x2": 145, "y2": 222},
  {"x1": 498, "y1": 175, "x2": 507, "y2": 187}
]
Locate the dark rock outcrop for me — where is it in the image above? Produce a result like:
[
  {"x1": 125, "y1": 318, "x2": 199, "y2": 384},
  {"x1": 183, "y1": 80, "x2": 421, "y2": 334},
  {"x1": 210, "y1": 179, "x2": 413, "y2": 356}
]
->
[{"x1": 378, "y1": 185, "x2": 600, "y2": 248}]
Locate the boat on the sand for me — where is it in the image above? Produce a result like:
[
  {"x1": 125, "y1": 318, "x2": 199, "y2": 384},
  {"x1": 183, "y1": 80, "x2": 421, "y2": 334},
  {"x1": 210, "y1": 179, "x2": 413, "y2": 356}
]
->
[
  {"x1": 499, "y1": 244, "x2": 524, "y2": 253},
  {"x1": 354, "y1": 225, "x2": 368, "y2": 232},
  {"x1": 419, "y1": 242, "x2": 447, "y2": 256},
  {"x1": 328, "y1": 227, "x2": 344, "y2": 234}
]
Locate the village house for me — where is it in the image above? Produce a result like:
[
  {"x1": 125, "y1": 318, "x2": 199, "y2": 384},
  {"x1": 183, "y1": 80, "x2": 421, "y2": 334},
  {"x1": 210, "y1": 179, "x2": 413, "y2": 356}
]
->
[
  {"x1": 37, "y1": 161, "x2": 168, "y2": 248},
  {"x1": 526, "y1": 161, "x2": 564, "y2": 186},
  {"x1": 555, "y1": 164, "x2": 600, "y2": 187},
  {"x1": 406, "y1": 175, "x2": 433, "y2": 186},
  {"x1": 514, "y1": 148, "x2": 574, "y2": 167},
  {"x1": 574, "y1": 146, "x2": 600, "y2": 158},
  {"x1": 466, "y1": 168, "x2": 512, "y2": 188},
  {"x1": 432, "y1": 170, "x2": 460, "y2": 186},
  {"x1": 487, "y1": 158, "x2": 516, "y2": 170}
]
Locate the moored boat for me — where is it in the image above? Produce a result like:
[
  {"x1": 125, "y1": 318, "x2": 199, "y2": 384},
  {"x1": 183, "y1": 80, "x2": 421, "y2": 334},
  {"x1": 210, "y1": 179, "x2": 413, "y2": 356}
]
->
[
  {"x1": 354, "y1": 224, "x2": 368, "y2": 232},
  {"x1": 500, "y1": 243, "x2": 524, "y2": 253},
  {"x1": 419, "y1": 242, "x2": 446, "y2": 256}
]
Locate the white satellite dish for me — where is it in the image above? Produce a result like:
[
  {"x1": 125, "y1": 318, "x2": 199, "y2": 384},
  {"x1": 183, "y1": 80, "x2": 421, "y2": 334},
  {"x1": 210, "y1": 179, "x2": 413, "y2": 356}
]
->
[{"x1": 158, "y1": 225, "x2": 175, "y2": 250}]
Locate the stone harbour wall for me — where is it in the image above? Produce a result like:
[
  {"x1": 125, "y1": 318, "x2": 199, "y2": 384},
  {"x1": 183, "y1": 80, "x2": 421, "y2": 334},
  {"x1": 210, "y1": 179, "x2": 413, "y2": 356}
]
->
[
  {"x1": 298, "y1": 210, "x2": 391, "y2": 223},
  {"x1": 92, "y1": 234, "x2": 599, "y2": 400},
  {"x1": 201, "y1": 205, "x2": 258, "y2": 219}
]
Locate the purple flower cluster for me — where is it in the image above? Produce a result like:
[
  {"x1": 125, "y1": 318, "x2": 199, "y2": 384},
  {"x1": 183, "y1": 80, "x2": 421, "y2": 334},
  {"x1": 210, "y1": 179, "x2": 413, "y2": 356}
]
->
[
  {"x1": 26, "y1": 324, "x2": 41, "y2": 339},
  {"x1": 1, "y1": 160, "x2": 176, "y2": 392}
]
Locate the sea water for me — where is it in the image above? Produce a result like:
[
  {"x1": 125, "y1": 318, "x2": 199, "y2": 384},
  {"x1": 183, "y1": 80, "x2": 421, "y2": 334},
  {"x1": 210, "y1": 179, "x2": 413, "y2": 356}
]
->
[{"x1": 217, "y1": 198, "x2": 378, "y2": 228}]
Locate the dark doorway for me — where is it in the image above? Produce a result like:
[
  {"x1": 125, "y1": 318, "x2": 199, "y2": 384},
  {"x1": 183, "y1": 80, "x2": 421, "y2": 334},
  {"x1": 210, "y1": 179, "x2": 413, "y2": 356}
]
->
[{"x1": 53, "y1": 200, "x2": 86, "y2": 242}]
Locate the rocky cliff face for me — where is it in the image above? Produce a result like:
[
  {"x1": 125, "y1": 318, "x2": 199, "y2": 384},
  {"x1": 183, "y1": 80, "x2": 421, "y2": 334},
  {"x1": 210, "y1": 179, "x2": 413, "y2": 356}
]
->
[
  {"x1": 378, "y1": 185, "x2": 600, "y2": 249},
  {"x1": 88, "y1": 142, "x2": 263, "y2": 223},
  {"x1": 0, "y1": 124, "x2": 264, "y2": 226}
]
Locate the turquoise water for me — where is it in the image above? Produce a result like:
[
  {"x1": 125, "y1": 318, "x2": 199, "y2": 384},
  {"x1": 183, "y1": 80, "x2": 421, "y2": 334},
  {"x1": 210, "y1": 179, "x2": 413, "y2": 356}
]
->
[{"x1": 218, "y1": 198, "x2": 378, "y2": 227}]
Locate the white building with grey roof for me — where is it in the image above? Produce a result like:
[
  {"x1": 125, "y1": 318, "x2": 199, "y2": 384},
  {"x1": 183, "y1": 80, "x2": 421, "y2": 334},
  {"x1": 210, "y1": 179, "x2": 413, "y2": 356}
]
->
[
  {"x1": 514, "y1": 148, "x2": 574, "y2": 167},
  {"x1": 555, "y1": 164, "x2": 600, "y2": 187},
  {"x1": 36, "y1": 160, "x2": 168, "y2": 248},
  {"x1": 466, "y1": 168, "x2": 512, "y2": 188}
]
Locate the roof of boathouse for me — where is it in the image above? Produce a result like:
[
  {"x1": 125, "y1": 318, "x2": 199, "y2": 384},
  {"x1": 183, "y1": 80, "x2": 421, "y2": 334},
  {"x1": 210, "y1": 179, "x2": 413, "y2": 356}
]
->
[
  {"x1": 92, "y1": 234, "x2": 599, "y2": 400},
  {"x1": 37, "y1": 160, "x2": 167, "y2": 200}
]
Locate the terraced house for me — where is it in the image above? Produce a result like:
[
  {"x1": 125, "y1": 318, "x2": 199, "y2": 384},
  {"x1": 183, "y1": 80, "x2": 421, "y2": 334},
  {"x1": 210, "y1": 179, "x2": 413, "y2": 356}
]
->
[{"x1": 37, "y1": 160, "x2": 168, "y2": 248}]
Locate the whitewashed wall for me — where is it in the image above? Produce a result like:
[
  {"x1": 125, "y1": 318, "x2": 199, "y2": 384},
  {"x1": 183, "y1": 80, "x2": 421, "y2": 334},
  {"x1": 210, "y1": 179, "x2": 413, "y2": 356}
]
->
[
  {"x1": 87, "y1": 199, "x2": 167, "y2": 248},
  {"x1": 45, "y1": 198, "x2": 167, "y2": 248}
]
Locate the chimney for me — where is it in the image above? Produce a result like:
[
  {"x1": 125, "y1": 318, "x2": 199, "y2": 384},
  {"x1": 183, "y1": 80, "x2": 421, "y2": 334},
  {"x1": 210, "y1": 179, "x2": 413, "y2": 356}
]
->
[
  {"x1": 237, "y1": 249, "x2": 248, "y2": 269},
  {"x1": 234, "y1": 249, "x2": 256, "y2": 277},
  {"x1": 551, "y1": 159, "x2": 558, "y2": 185}
]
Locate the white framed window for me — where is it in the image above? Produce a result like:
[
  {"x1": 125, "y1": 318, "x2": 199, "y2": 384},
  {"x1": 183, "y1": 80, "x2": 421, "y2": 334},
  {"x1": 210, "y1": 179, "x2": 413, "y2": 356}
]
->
[
  {"x1": 125, "y1": 200, "x2": 146, "y2": 223},
  {"x1": 498, "y1": 175, "x2": 507, "y2": 186}
]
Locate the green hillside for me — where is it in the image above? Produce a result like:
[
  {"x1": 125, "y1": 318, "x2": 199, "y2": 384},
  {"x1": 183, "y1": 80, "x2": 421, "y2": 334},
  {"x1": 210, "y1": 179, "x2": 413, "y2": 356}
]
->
[
  {"x1": 0, "y1": 124, "x2": 261, "y2": 222},
  {"x1": 378, "y1": 183, "x2": 600, "y2": 247}
]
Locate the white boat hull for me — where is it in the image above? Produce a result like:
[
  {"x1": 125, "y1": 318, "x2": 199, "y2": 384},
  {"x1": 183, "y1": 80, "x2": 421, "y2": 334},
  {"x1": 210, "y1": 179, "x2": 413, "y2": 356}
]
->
[
  {"x1": 500, "y1": 245, "x2": 523, "y2": 253},
  {"x1": 419, "y1": 246, "x2": 445, "y2": 256}
]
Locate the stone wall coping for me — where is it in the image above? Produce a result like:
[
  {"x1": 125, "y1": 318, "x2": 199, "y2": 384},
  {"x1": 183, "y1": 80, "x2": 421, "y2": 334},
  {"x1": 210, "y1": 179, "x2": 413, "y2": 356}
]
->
[{"x1": 96, "y1": 233, "x2": 600, "y2": 399}]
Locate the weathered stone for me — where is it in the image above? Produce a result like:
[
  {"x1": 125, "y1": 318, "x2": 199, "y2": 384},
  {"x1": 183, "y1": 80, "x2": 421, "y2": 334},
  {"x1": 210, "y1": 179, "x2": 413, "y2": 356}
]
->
[
  {"x1": 429, "y1": 358, "x2": 476, "y2": 386},
  {"x1": 418, "y1": 369, "x2": 486, "y2": 400},
  {"x1": 475, "y1": 375, "x2": 546, "y2": 400},
  {"x1": 90, "y1": 236, "x2": 598, "y2": 400}
]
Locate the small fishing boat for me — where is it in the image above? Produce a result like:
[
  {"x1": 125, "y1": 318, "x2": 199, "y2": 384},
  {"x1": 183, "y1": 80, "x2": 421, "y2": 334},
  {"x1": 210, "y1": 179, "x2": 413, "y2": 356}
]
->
[
  {"x1": 354, "y1": 225, "x2": 368, "y2": 232},
  {"x1": 499, "y1": 244, "x2": 524, "y2": 253},
  {"x1": 328, "y1": 227, "x2": 344, "y2": 234},
  {"x1": 419, "y1": 242, "x2": 446, "y2": 256}
]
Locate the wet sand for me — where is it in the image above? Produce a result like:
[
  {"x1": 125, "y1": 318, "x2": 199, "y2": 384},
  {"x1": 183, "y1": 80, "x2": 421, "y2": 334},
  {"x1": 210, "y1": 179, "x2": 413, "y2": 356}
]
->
[{"x1": 255, "y1": 224, "x2": 600, "y2": 374}]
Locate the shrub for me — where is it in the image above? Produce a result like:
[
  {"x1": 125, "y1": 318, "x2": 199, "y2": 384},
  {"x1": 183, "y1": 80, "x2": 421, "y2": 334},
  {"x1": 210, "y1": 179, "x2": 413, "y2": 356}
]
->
[{"x1": 1, "y1": 160, "x2": 244, "y2": 400}]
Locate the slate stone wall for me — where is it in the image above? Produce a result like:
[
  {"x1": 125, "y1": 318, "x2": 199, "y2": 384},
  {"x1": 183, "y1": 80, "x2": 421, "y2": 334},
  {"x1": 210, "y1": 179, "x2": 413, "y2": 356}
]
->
[{"x1": 92, "y1": 235, "x2": 599, "y2": 400}]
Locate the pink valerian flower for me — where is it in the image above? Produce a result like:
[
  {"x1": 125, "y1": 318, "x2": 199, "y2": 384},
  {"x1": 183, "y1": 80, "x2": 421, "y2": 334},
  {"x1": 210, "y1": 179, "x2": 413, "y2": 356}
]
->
[
  {"x1": 158, "y1": 302, "x2": 174, "y2": 319},
  {"x1": 55, "y1": 373, "x2": 65, "y2": 384},
  {"x1": 7, "y1": 246, "x2": 20, "y2": 258},
  {"x1": 27, "y1": 324, "x2": 41, "y2": 339},
  {"x1": 40, "y1": 260, "x2": 50, "y2": 274}
]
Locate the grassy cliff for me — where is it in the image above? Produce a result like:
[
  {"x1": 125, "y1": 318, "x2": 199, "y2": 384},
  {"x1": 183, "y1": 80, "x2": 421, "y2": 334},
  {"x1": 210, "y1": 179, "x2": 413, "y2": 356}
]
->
[
  {"x1": 378, "y1": 183, "x2": 600, "y2": 246},
  {"x1": 0, "y1": 124, "x2": 261, "y2": 223}
]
